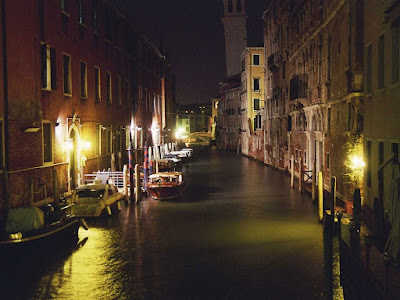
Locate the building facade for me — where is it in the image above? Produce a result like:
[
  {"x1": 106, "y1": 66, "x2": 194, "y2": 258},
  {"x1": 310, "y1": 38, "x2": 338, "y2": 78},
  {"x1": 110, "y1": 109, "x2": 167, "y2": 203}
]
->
[
  {"x1": 263, "y1": 0, "x2": 364, "y2": 205},
  {"x1": 0, "y1": 0, "x2": 175, "y2": 217},
  {"x1": 363, "y1": 0, "x2": 400, "y2": 226},
  {"x1": 240, "y1": 47, "x2": 265, "y2": 159},
  {"x1": 218, "y1": 75, "x2": 241, "y2": 151}
]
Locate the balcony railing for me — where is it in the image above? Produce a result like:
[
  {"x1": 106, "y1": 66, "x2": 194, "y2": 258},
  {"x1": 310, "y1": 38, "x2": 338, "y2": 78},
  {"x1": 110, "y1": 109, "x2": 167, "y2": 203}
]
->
[
  {"x1": 267, "y1": 53, "x2": 281, "y2": 71},
  {"x1": 290, "y1": 74, "x2": 308, "y2": 101}
]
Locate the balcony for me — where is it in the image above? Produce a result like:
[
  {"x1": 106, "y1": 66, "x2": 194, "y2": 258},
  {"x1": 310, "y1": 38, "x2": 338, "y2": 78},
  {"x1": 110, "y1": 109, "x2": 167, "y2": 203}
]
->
[
  {"x1": 290, "y1": 74, "x2": 308, "y2": 101},
  {"x1": 267, "y1": 53, "x2": 281, "y2": 71}
]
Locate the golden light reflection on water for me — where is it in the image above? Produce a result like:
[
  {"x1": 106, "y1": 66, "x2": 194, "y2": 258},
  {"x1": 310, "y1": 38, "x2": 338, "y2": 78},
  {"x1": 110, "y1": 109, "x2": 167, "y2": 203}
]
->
[{"x1": 35, "y1": 228, "x2": 124, "y2": 300}]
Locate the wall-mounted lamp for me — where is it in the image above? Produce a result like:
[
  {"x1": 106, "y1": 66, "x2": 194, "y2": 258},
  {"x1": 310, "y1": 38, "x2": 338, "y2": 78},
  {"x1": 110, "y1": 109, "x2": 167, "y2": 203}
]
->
[{"x1": 55, "y1": 122, "x2": 60, "y2": 127}]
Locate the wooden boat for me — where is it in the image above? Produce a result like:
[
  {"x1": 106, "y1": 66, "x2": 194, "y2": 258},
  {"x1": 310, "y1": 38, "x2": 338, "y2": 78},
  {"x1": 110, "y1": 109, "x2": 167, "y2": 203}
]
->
[
  {"x1": 147, "y1": 172, "x2": 185, "y2": 200},
  {"x1": 0, "y1": 202, "x2": 87, "y2": 256}
]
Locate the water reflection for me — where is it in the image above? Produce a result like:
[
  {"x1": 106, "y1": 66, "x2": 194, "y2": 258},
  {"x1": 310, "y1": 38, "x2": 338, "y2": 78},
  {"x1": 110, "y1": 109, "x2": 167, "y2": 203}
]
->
[{"x1": 1, "y1": 147, "x2": 329, "y2": 299}]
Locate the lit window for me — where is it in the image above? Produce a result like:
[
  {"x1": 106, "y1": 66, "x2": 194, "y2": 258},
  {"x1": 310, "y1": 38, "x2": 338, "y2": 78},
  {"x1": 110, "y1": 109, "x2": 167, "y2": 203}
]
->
[
  {"x1": 41, "y1": 43, "x2": 56, "y2": 91},
  {"x1": 80, "y1": 61, "x2": 87, "y2": 99},
  {"x1": 42, "y1": 122, "x2": 53, "y2": 163},
  {"x1": 62, "y1": 53, "x2": 72, "y2": 95}
]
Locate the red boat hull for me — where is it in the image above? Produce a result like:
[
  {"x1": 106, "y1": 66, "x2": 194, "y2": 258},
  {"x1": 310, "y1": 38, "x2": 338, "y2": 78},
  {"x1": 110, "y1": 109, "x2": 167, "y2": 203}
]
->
[{"x1": 148, "y1": 183, "x2": 184, "y2": 200}]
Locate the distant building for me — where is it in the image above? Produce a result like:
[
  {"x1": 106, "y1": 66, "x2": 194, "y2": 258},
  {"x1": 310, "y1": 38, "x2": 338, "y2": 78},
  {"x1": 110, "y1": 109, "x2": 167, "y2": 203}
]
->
[
  {"x1": 211, "y1": 97, "x2": 220, "y2": 141},
  {"x1": 218, "y1": 75, "x2": 241, "y2": 150},
  {"x1": 240, "y1": 47, "x2": 265, "y2": 160},
  {"x1": 221, "y1": 0, "x2": 247, "y2": 78},
  {"x1": 176, "y1": 104, "x2": 212, "y2": 137}
]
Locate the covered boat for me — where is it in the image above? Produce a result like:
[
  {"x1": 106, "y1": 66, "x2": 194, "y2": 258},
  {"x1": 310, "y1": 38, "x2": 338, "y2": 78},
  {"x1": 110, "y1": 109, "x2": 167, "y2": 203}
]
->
[
  {"x1": 147, "y1": 172, "x2": 185, "y2": 200},
  {"x1": 0, "y1": 202, "x2": 86, "y2": 255}
]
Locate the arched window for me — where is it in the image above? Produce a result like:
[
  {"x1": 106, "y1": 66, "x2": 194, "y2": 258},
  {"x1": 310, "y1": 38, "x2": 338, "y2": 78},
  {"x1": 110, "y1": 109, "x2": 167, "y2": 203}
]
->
[
  {"x1": 237, "y1": 0, "x2": 242, "y2": 12},
  {"x1": 228, "y1": 0, "x2": 233, "y2": 13}
]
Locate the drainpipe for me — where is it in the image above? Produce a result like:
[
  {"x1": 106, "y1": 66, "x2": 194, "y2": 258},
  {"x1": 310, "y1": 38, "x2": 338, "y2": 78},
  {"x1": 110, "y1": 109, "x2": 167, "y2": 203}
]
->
[{"x1": 2, "y1": 0, "x2": 10, "y2": 216}]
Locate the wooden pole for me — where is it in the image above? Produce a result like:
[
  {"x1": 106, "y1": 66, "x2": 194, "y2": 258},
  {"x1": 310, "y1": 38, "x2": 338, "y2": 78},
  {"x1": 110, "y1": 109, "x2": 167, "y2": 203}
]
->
[
  {"x1": 330, "y1": 176, "x2": 336, "y2": 231},
  {"x1": 312, "y1": 160, "x2": 317, "y2": 201},
  {"x1": 318, "y1": 171, "x2": 324, "y2": 222},
  {"x1": 135, "y1": 164, "x2": 140, "y2": 204},
  {"x1": 52, "y1": 169, "x2": 59, "y2": 206},
  {"x1": 299, "y1": 156, "x2": 303, "y2": 193},
  {"x1": 353, "y1": 188, "x2": 361, "y2": 231},
  {"x1": 291, "y1": 155, "x2": 294, "y2": 188}
]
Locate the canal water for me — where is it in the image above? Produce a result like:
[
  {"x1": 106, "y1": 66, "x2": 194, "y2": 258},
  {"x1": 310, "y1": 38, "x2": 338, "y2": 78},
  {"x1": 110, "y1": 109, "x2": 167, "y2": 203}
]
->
[{"x1": 1, "y1": 147, "x2": 328, "y2": 299}]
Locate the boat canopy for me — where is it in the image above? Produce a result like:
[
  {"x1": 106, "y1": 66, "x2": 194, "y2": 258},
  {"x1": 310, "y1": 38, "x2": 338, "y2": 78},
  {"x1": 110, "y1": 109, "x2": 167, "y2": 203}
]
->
[{"x1": 6, "y1": 207, "x2": 44, "y2": 233}]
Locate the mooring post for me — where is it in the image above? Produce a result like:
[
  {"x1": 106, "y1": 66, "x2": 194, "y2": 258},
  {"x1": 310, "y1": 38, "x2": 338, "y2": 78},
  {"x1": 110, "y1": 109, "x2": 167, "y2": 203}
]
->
[
  {"x1": 318, "y1": 171, "x2": 324, "y2": 222},
  {"x1": 312, "y1": 160, "x2": 317, "y2": 201},
  {"x1": 353, "y1": 188, "x2": 361, "y2": 231},
  {"x1": 331, "y1": 177, "x2": 336, "y2": 232},
  {"x1": 128, "y1": 144, "x2": 134, "y2": 202},
  {"x1": 52, "y1": 169, "x2": 59, "y2": 206},
  {"x1": 134, "y1": 164, "x2": 140, "y2": 203},
  {"x1": 299, "y1": 156, "x2": 303, "y2": 193},
  {"x1": 291, "y1": 155, "x2": 294, "y2": 189},
  {"x1": 144, "y1": 143, "x2": 148, "y2": 193}
]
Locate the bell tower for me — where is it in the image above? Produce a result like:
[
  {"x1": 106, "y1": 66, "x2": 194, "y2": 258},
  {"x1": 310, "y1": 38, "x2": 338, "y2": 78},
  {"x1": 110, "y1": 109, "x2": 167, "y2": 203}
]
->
[{"x1": 222, "y1": 0, "x2": 247, "y2": 77}]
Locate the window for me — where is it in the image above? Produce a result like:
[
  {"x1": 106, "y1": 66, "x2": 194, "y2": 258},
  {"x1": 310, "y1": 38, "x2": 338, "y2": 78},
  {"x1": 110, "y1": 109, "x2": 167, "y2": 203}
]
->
[
  {"x1": 393, "y1": 143, "x2": 399, "y2": 160},
  {"x1": 92, "y1": 0, "x2": 98, "y2": 32},
  {"x1": 62, "y1": 54, "x2": 71, "y2": 95},
  {"x1": 347, "y1": 102, "x2": 352, "y2": 131},
  {"x1": 106, "y1": 129, "x2": 112, "y2": 153},
  {"x1": 125, "y1": 80, "x2": 129, "y2": 107},
  {"x1": 241, "y1": 59, "x2": 245, "y2": 71},
  {"x1": 95, "y1": 124, "x2": 101, "y2": 155},
  {"x1": 254, "y1": 98, "x2": 260, "y2": 110},
  {"x1": 327, "y1": 35, "x2": 331, "y2": 80},
  {"x1": 253, "y1": 78, "x2": 260, "y2": 91},
  {"x1": 392, "y1": 20, "x2": 400, "y2": 83},
  {"x1": 282, "y1": 61, "x2": 286, "y2": 79},
  {"x1": 379, "y1": 142, "x2": 385, "y2": 166},
  {"x1": 61, "y1": 0, "x2": 68, "y2": 12},
  {"x1": 106, "y1": 72, "x2": 112, "y2": 104},
  {"x1": 116, "y1": 75, "x2": 122, "y2": 105},
  {"x1": 367, "y1": 141, "x2": 372, "y2": 188},
  {"x1": 366, "y1": 44, "x2": 372, "y2": 93},
  {"x1": 42, "y1": 122, "x2": 53, "y2": 163},
  {"x1": 0, "y1": 120, "x2": 3, "y2": 168},
  {"x1": 79, "y1": 0, "x2": 84, "y2": 24},
  {"x1": 326, "y1": 153, "x2": 330, "y2": 170},
  {"x1": 228, "y1": 0, "x2": 233, "y2": 13},
  {"x1": 80, "y1": 61, "x2": 87, "y2": 99},
  {"x1": 327, "y1": 107, "x2": 331, "y2": 133},
  {"x1": 40, "y1": 43, "x2": 56, "y2": 90},
  {"x1": 254, "y1": 115, "x2": 262, "y2": 130},
  {"x1": 253, "y1": 54, "x2": 260, "y2": 65},
  {"x1": 378, "y1": 34, "x2": 385, "y2": 89},
  {"x1": 104, "y1": 6, "x2": 112, "y2": 41},
  {"x1": 237, "y1": 0, "x2": 242, "y2": 12},
  {"x1": 94, "y1": 67, "x2": 101, "y2": 101}
]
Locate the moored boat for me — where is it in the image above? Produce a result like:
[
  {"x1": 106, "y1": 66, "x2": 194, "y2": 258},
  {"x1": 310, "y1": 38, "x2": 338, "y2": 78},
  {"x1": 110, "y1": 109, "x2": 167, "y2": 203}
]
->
[
  {"x1": 71, "y1": 181, "x2": 125, "y2": 217},
  {"x1": 147, "y1": 172, "x2": 185, "y2": 200},
  {"x1": 0, "y1": 202, "x2": 87, "y2": 256}
]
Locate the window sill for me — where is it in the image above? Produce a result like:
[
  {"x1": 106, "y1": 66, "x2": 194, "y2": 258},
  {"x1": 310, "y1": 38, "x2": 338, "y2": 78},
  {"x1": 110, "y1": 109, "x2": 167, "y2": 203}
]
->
[
  {"x1": 80, "y1": 96, "x2": 88, "y2": 101},
  {"x1": 60, "y1": 9, "x2": 70, "y2": 18},
  {"x1": 79, "y1": 22, "x2": 86, "y2": 29},
  {"x1": 390, "y1": 81, "x2": 400, "y2": 89},
  {"x1": 63, "y1": 93, "x2": 72, "y2": 97},
  {"x1": 41, "y1": 88, "x2": 53, "y2": 92},
  {"x1": 377, "y1": 87, "x2": 385, "y2": 93},
  {"x1": 43, "y1": 161, "x2": 54, "y2": 167},
  {"x1": 95, "y1": 98, "x2": 101, "y2": 103}
]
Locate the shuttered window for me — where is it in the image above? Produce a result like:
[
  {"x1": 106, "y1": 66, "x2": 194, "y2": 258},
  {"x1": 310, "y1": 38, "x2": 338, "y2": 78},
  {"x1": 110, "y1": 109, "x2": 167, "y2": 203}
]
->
[{"x1": 43, "y1": 122, "x2": 53, "y2": 163}]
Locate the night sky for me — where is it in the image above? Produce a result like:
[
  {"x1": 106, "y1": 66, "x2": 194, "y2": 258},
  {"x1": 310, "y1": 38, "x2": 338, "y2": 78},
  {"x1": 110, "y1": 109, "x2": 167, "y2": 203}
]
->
[{"x1": 115, "y1": 0, "x2": 267, "y2": 104}]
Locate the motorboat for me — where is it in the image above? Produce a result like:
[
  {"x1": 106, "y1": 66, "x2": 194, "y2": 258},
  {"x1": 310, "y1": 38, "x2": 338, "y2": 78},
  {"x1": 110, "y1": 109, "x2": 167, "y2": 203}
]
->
[
  {"x1": 0, "y1": 200, "x2": 87, "y2": 255},
  {"x1": 156, "y1": 159, "x2": 180, "y2": 172},
  {"x1": 147, "y1": 172, "x2": 185, "y2": 200},
  {"x1": 71, "y1": 181, "x2": 125, "y2": 217}
]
